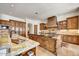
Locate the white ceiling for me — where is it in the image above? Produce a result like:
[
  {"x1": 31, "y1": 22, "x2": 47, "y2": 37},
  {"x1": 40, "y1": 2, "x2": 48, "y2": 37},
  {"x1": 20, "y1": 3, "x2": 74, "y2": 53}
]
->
[{"x1": 0, "y1": 3, "x2": 79, "y2": 20}]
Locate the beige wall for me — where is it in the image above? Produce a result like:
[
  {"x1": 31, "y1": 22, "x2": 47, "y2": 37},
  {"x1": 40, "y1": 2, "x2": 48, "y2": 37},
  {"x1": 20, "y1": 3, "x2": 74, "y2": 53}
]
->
[
  {"x1": 57, "y1": 10, "x2": 79, "y2": 21},
  {"x1": 26, "y1": 18, "x2": 41, "y2": 35},
  {"x1": 0, "y1": 14, "x2": 25, "y2": 22}
]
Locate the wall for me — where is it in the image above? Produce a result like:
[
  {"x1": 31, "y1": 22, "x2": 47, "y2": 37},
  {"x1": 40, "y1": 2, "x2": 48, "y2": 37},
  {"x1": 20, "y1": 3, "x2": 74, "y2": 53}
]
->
[
  {"x1": 57, "y1": 10, "x2": 79, "y2": 21},
  {"x1": 0, "y1": 14, "x2": 25, "y2": 22}
]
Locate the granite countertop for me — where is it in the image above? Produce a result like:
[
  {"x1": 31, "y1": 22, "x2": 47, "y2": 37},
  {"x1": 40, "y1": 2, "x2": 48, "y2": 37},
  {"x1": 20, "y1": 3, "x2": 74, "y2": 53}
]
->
[
  {"x1": 8, "y1": 35, "x2": 40, "y2": 56},
  {"x1": 56, "y1": 30, "x2": 79, "y2": 36}
]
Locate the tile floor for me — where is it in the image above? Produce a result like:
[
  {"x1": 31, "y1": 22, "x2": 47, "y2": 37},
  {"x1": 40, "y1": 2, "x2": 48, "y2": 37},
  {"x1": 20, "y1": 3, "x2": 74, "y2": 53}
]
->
[{"x1": 36, "y1": 46, "x2": 55, "y2": 56}]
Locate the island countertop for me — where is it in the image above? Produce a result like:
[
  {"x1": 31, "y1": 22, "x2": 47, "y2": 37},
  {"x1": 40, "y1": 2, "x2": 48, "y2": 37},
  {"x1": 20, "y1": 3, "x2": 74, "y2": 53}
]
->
[{"x1": 8, "y1": 35, "x2": 40, "y2": 56}]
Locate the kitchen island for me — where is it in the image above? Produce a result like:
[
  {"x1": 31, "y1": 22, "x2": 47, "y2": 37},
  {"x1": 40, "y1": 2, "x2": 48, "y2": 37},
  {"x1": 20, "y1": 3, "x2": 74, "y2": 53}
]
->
[
  {"x1": 8, "y1": 35, "x2": 40, "y2": 56},
  {"x1": 28, "y1": 34, "x2": 56, "y2": 55}
]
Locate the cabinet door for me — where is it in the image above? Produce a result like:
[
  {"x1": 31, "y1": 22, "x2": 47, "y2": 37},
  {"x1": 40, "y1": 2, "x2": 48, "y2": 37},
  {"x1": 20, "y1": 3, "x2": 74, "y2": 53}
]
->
[
  {"x1": 68, "y1": 36, "x2": 77, "y2": 44},
  {"x1": 22, "y1": 22, "x2": 26, "y2": 37},
  {"x1": 47, "y1": 16, "x2": 57, "y2": 28},
  {"x1": 40, "y1": 23, "x2": 46, "y2": 30},
  {"x1": 15, "y1": 21, "x2": 20, "y2": 34},
  {"x1": 19, "y1": 22, "x2": 23, "y2": 36},
  {"x1": 9, "y1": 20, "x2": 16, "y2": 30},
  {"x1": 45, "y1": 40, "x2": 49, "y2": 49},
  {"x1": 41, "y1": 37, "x2": 46, "y2": 48},
  {"x1": 34, "y1": 25, "x2": 38, "y2": 34},
  {"x1": 48, "y1": 39, "x2": 56, "y2": 53},
  {"x1": 63, "y1": 35, "x2": 68, "y2": 42},
  {"x1": 63, "y1": 35, "x2": 79, "y2": 45},
  {"x1": 67, "y1": 16, "x2": 78, "y2": 29},
  {"x1": 58, "y1": 20, "x2": 67, "y2": 29}
]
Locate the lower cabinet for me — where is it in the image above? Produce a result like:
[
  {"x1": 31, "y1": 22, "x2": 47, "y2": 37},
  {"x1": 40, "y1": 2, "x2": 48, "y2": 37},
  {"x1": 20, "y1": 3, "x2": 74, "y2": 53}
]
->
[
  {"x1": 28, "y1": 34, "x2": 56, "y2": 54},
  {"x1": 48, "y1": 39, "x2": 56, "y2": 53},
  {"x1": 63, "y1": 35, "x2": 79, "y2": 45}
]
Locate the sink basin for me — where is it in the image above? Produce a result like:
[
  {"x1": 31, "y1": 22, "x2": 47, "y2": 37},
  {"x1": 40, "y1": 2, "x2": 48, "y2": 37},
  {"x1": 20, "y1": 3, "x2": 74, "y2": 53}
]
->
[{"x1": 11, "y1": 39, "x2": 26, "y2": 44}]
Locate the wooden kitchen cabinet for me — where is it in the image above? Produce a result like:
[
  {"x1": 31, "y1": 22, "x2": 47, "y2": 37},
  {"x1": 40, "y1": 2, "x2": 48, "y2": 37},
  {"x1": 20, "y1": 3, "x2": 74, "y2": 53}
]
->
[
  {"x1": 0, "y1": 19, "x2": 26, "y2": 37},
  {"x1": 40, "y1": 23, "x2": 46, "y2": 30},
  {"x1": 67, "y1": 16, "x2": 79, "y2": 29},
  {"x1": 20, "y1": 22, "x2": 26, "y2": 37},
  {"x1": 19, "y1": 22, "x2": 26, "y2": 37},
  {"x1": 19, "y1": 22, "x2": 23, "y2": 36},
  {"x1": 58, "y1": 20, "x2": 67, "y2": 29},
  {"x1": 9, "y1": 20, "x2": 16, "y2": 30},
  {"x1": 48, "y1": 38, "x2": 56, "y2": 53},
  {"x1": 58, "y1": 16, "x2": 79, "y2": 29},
  {"x1": 9, "y1": 20, "x2": 26, "y2": 37},
  {"x1": 15, "y1": 21, "x2": 20, "y2": 35},
  {"x1": 28, "y1": 34, "x2": 56, "y2": 54},
  {"x1": 63, "y1": 35, "x2": 79, "y2": 45},
  {"x1": 47, "y1": 16, "x2": 57, "y2": 28},
  {"x1": 34, "y1": 25, "x2": 38, "y2": 34},
  {"x1": 40, "y1": 37, "x2": 46, "y2": 48}
]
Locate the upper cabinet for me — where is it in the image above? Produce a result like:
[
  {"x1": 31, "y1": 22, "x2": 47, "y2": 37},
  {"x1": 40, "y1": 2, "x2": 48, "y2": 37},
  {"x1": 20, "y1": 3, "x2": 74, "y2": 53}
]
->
[
  {"x1": 58, "y1": 20, "x2": 67, "y2": 30},
  {"x1": 58, "y1": 16, "x2": 79, "y2": 30},
  {"x1": 0, "y1": 19, "x2": 26, "y2": 37},
  {"x1": 67, "y1": 16, "x2": 79, "y2": 29},
  {"x1": 47, "y1": 16, "x2": 57, "y2": 28},
  {"x1": 9, "y1": 20, "x2": 16, "y2": 30},
  {"x1": 9, "y1": 20, "x2": 26, "y2": 37},
  {"x1": 22, "y1": 22, "x2": 26, "y2": 37},
  {"x1": 40, "y1": 23, "x2": 46, "y2": 30}
]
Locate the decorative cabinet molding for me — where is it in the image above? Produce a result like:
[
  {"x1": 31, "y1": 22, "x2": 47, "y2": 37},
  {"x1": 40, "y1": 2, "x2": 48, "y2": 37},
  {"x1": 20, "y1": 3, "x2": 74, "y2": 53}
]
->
[{"x1": 67, "y1": 16, "x2": 79, "y2": 29}]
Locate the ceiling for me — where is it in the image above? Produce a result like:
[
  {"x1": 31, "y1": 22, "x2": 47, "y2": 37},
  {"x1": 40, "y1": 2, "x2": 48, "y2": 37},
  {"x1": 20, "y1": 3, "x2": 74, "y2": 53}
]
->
[{"x1": 0, "y1": 3, "x2": 79, "y2": 20}]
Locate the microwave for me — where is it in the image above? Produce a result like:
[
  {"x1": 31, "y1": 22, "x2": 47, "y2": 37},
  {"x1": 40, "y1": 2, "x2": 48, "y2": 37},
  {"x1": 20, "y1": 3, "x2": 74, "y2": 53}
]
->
[{"x1": 0, "y1": 24, "x2": 9, "y2": 29}]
